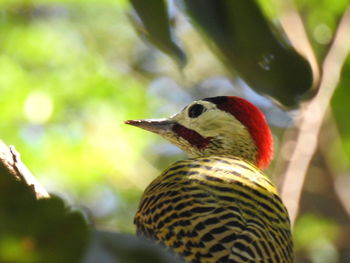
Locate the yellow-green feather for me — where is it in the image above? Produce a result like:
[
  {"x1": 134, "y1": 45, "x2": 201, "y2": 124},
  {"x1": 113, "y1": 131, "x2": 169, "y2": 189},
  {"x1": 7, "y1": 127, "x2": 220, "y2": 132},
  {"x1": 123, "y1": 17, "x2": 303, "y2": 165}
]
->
[{"x1": 134, "y1": 156, "x2": 293, "y2": 263}]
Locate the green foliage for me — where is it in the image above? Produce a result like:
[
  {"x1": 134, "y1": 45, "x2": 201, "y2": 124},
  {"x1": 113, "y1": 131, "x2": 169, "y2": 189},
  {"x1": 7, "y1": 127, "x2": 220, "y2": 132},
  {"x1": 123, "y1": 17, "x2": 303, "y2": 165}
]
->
[
  {"x1": 294, "y1": 214, "x2": 340, "y2": 263},
  {"x1": 332, "y1": 58, "x2": 350, "y2": 157},
  {"x1": 294, "y1": 213, "x2": 339, "y2": 250},
  {"x1": 0, "y1": 1, "x2": 156, "y2": 232},
  {"x1": 295, "y1": 0, "x2": 349, "y2": 58}
]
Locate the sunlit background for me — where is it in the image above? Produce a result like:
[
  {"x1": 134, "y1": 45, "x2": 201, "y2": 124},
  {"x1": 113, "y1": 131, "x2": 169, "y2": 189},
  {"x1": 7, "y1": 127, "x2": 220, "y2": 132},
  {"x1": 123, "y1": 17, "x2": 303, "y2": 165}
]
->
[{"x1": 0, "y1": 0, "x2": 350, "y2": 262}]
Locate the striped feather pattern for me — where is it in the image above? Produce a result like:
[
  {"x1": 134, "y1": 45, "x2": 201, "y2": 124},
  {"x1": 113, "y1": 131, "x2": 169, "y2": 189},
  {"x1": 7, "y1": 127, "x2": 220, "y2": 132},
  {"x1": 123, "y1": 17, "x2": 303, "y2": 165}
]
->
[{"x1": 134, "y1": 156, "x2": 293, "y2": 263}]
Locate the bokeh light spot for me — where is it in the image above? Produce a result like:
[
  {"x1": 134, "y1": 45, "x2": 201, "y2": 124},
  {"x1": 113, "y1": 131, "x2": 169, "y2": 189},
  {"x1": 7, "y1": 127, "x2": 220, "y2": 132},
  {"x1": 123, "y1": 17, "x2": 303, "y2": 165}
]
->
[
  {"x1": 23, "y1": 91, "x2": 53, "y2": 124},
  {"x1": 313, "y1": 23, "x2": 332, "y2": 45}
]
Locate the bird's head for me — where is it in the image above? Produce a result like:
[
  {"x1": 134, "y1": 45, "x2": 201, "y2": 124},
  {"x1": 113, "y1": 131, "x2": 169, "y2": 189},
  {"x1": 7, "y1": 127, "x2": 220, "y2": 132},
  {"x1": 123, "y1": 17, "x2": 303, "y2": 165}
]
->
[{"x1": 125, "y1": 96, "x2": 273, "y2": 169}]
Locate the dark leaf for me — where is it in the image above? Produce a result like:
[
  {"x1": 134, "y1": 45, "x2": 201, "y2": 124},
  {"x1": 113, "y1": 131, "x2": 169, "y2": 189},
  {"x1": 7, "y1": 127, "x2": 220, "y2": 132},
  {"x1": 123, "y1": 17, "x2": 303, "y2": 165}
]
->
[
  {"x1": 129, "y1": 0, "x2": 187, "y2": 67},
  {"x1": 83, "y1": 231, "x2": 185, "y2": 263},
  {"x1": 184, "y1": 0, "x2": 314, "y2": 107}
]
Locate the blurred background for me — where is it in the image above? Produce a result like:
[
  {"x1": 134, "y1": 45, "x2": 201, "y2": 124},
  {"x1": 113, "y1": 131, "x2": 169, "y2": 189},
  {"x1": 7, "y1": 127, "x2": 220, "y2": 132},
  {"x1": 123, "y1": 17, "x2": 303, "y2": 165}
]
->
[{"x1": 0, "y1": 0, "x2": 349, "y2": 262}]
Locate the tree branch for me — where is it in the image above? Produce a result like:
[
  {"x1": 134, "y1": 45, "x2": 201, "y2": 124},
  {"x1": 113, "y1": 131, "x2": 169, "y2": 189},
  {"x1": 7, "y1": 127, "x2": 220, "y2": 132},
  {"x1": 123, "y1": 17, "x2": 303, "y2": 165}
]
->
[
  {"x1": 0, "y1": 140, "x2": 49, "y2": 199},
  {"x1": 276, "y1": 5, "x2": 350, "y2": 225}
]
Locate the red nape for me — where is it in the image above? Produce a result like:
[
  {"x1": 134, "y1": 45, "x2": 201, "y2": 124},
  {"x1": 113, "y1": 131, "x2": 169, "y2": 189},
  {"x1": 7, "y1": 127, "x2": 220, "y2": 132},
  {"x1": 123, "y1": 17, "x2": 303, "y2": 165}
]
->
[
  {"x1": 172, "y1": 124, "x2": 212, "y2": 149},
  {"x1": 204, "y1": 96, "x2": 273, "y2": 169}
]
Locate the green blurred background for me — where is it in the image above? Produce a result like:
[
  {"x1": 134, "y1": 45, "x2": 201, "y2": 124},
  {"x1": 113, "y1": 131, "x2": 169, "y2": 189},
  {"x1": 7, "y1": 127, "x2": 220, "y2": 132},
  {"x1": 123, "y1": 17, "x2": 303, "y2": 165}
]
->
[{"x1": 0, "y1": 0, "x2": 349, "y2": 262}]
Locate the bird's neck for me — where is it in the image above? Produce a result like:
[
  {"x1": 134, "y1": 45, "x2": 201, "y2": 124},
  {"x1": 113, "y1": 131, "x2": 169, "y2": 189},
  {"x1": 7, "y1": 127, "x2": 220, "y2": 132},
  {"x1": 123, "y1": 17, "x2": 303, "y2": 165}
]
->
[{"x1": 187, "y1": 137, "x2": 258, "y2": 167}]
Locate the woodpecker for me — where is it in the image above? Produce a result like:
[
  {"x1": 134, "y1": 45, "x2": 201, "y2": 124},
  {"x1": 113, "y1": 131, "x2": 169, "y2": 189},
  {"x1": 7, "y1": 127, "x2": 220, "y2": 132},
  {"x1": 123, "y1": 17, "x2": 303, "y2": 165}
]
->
[{"x1": 125, "y1": 96, "x2": 293, "y2": 263}]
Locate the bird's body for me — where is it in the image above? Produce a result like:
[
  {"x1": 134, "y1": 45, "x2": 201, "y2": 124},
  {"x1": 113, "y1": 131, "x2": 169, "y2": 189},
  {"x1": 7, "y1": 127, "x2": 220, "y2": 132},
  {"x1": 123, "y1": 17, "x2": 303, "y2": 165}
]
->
[
  {"x1": 126, "y1": 96, "x2": 293, "y2": 263},
  {"x1": 135, "y1": 156, "x2": 292, "y2": 263}
]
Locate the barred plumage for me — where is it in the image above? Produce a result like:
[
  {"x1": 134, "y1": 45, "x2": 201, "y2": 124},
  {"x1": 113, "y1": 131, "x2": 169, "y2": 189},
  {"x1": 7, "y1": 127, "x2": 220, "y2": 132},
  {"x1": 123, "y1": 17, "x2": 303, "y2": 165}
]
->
[
  {"x1": 126, "y1": 96, "x2": 293, "y2": 263},
  {"x1": 134, "y1": 156, "x2": 292, "y2": 263}
]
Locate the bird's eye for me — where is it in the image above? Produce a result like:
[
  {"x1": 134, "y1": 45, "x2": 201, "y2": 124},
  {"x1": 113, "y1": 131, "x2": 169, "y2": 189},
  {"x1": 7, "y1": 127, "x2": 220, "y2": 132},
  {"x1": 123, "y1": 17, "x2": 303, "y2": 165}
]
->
[{"x1": 188, "y1": 104, "x2": 206, "y2": 118}]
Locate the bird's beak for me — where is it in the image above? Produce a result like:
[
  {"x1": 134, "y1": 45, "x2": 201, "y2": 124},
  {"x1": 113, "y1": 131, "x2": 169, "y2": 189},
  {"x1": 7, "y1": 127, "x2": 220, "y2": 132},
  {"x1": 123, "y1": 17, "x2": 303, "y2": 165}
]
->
[{"x1": 124, "y1": 118, "x2": 175, "y2": 134}]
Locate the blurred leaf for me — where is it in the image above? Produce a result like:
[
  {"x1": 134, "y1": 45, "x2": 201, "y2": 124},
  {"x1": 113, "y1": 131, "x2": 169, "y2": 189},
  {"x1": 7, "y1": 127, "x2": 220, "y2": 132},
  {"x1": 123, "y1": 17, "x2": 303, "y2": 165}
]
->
[
  {"x1": 295, "y1": 0, "x2": 349, "y2": 58},
  {"x1": 293, "y1": 213, "x2": 339, "y2": 250},
  {"x1": 129, "y1": 0, "x2": 187, "y2": 67},
  {"x1": 0, "y1": 0, "x2": 128, "y2": 5},
  {"x1": 83, "y1": 231, "x2": 185, "y2": 263},
  {"x1": 183, "y1": 0, "x2": 313, "y2": 107},
  {"x1": 331, "y1": 56, "x2": 350, "y2": 156}
]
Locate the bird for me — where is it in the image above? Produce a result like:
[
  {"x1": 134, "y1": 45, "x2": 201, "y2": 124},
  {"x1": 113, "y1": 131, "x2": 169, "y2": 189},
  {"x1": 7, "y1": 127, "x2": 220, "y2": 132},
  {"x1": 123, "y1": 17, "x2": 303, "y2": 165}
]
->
[{"x1": 125, "y1": 96, "x2": 293, "y2": 263}]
